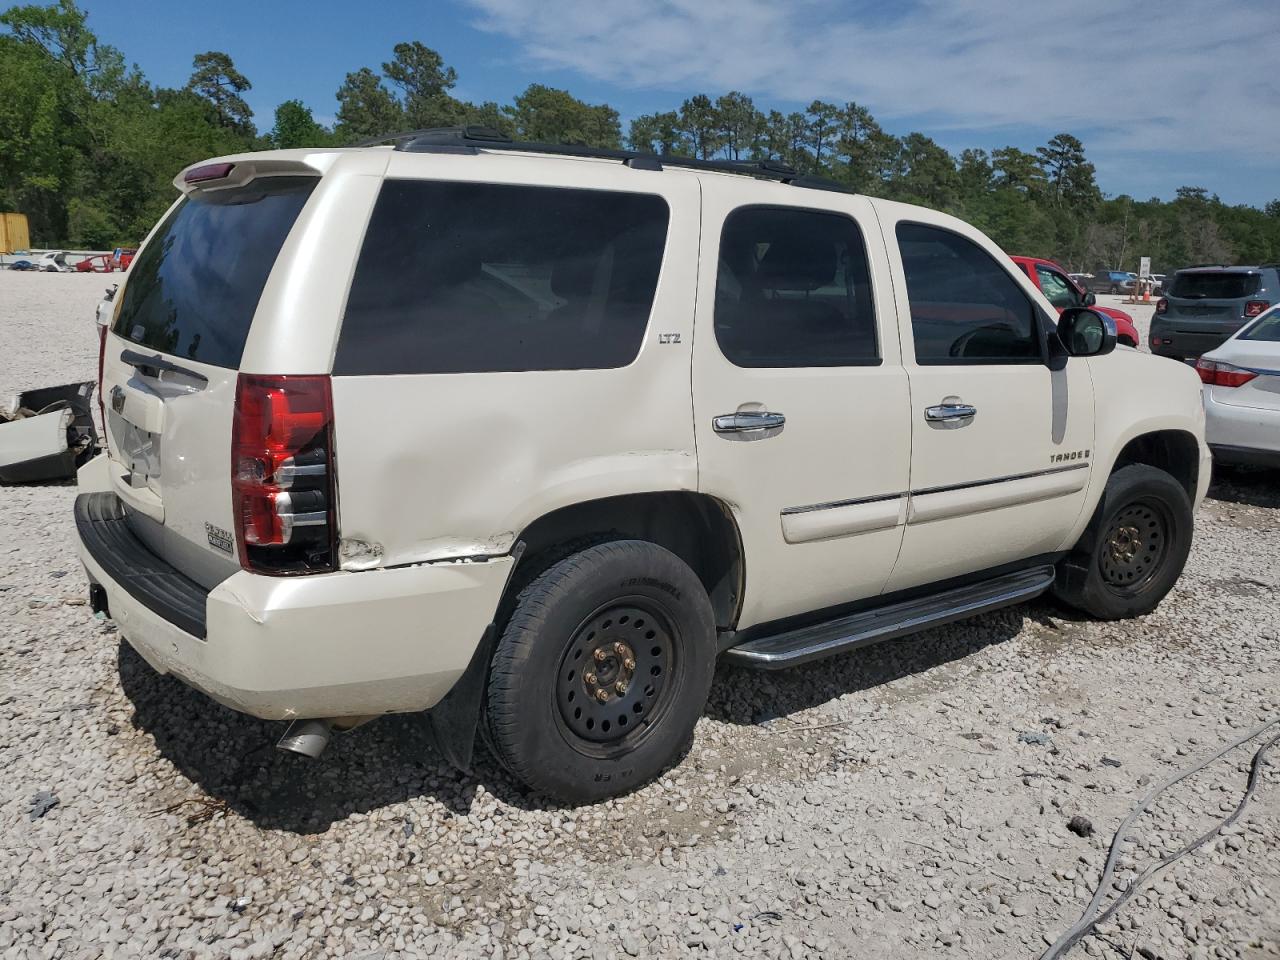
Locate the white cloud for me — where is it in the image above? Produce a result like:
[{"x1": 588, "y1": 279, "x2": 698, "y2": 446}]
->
[{"x1": 461, "y1": 0, "x2": 1280, "y2": 165}]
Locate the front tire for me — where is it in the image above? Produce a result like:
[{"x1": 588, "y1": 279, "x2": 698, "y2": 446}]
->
[
  {"x1": 485, "y1": 540, "x2": 716, "y2": 803},
  {"x1": 1053, "y1": 464, "x2": 1193, "y2": 620}
]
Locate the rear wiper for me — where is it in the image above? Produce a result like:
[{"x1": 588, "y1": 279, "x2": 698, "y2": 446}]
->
[{"x1": 119, "y1": 349, "x2": 208, "y2": 386}]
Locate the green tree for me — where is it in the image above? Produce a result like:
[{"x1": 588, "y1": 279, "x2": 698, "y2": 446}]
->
[
  {"x1": 628, "y1": 110, "x2": 685, "y2": 155},
  {"x1": 505, "y1": 84, "x2": 619, "y2": 147},
  {"x1": 334, "y1": 67, "x2": 403, "y2": 141},
  {"x1": 893, "y1": 133, "x2": 957, "y2": 209},
  {"x1": 678, "y1": 94, "x2": 720, "y2": 159},
  {"x1": 269, "y1": 99, "x2": 330, "y2": 148},
  {"x1": 715, "y1": 91, "x2": 760, "y2": 161},
  {"x1": 1036, "y1": 133, "x2": 1098, "y2": 207},
  {"x1": 186, "y1": 50, "x2": 252, "y2": 130},
  {"x1": 992, "y1": 146, "x2": 1046, "y2": 196},
  {"x1": 382, "y1": 41, "x2": 460, "y2": 129},
  {"x1": 805, "y1": 100, "x2": 839, "y2": 168}
]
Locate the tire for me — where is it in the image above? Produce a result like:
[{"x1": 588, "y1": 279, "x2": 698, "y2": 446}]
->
[
  {"x1": 1119, "y1": 335, "x2": 1137, "y2": 348},
  {"x1": 1109, "y1": 284, "x2": 1119, "y2": 295},
  {"x1": 485, "y1": 540, "x2": 716, "y2": 803},
  {"x1": 1053, "y1": 464, "x2": 1193, "y2": 620}
]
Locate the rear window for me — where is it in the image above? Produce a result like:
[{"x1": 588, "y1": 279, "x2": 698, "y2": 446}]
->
[
  {"x1": 1169, "y1": 271, "x2": 1261, "y2": 300},
  {"x1": 334, "y1": 180, "x2": 670, "y2": 375},
  {"x1": 1240, "y1": 310, "x2": 1280, "y2": 342},
  {"x1": 113, "y1": 178, "x2": 316, "y2": 368}
]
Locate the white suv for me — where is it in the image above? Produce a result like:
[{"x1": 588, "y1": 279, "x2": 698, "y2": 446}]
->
[{"x1": 76, "y1": 128, "x2": 1210, "y2": 802}]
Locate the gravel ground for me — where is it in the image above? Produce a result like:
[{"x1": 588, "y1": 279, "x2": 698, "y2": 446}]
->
[{"x1": 3, "y1": 271, "x2": 1278, "y2": 960}]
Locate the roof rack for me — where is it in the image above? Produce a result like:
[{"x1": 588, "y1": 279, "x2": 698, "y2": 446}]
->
[{"x1": 360, "y1": 126, "x2": 855, "y2": 195}]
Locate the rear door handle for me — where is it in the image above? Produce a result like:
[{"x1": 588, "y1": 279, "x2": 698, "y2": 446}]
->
[
  {"x1": 713, "y1": 411, "x2": 786, "y2": 434},
  {"x1": 924, "y1": 402, "x2": 977, "y2": 424}
]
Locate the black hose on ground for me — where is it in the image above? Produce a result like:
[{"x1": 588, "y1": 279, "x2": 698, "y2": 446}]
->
[{"x1": 1040, "y1": 717, "x2": 1280, "y2": 960}]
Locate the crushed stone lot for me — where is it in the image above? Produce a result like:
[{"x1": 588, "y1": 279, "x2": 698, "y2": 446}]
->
[{"x1": 2, "y1": 271, "x2": 1279, "y2": 960}]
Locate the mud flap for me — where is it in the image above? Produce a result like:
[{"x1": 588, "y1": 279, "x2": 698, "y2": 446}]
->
[{"x1": 424, "y1": 624, "x2": 497, "y2": 772}]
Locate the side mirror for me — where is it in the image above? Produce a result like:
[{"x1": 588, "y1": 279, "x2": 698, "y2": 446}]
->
[
  {"x1": 1082, "y1": 291, "x2": 1096, "y2": 306},
  {"x1": 1057, "y1": 307, "x2": 1116, "y2": 357}
]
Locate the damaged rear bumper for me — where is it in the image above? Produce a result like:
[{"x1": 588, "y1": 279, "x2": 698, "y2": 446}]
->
[
  {"x1": 0, "y1": 381, "x2": 97, "y2": 483},
  {"x1": 74, "y1": 490, "x2": 512, "y2": 720}
]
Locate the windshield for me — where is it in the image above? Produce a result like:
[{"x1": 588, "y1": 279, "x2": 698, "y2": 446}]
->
[
  {"x1": 1169, "y1": 271, "x2": 1260, "y2": 300},
  {"x1": 112, "y1": 177, "x2": 316, "y2": 368}
]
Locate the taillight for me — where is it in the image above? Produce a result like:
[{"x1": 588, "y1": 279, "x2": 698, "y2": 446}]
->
[
  {"x1": 1244, "y1": 300, "x2": 1270, "y2": 318},
  {"x1": 1155, "y1": 297, "x2": 1168, "y2": 315},
  {"x1": 1196, "y1": 359, "x2": 1258, "y2": 388},
  {"x1": 231, "y1": 374, "x2": 337, "y2": 574}
]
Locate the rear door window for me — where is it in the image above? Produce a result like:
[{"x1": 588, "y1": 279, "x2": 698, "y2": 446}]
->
[
  {"x1": 1169, "y1": 272, "x2": 1261, "y2": 299},
  {"x1": 113, "y1": 177, "x2": 316, "y2": 368},
  {"x1": 896, "y1": 223, "x2": 1042, "y2": 364},
  {"x1": 714, "y1": 206, "x2": 878, "y2": 367},
  {"x1": 334, "y1": 181, "x2": 670, "y2": 375}
]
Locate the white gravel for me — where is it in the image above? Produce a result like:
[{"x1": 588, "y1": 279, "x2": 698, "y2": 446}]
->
[{"x1": 2, "y1": 271, "x2": 1278, "y2": 960}]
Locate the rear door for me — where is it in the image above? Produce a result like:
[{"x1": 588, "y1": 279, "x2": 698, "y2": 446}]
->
[
  {"x1": 101, "y1": 168, "x2": 326, "y2": 588},
  {"x1": 692, "y1": 183, "x2": 912, "y2": 630},
  {"x1": 876, "y1": 204, "x2": 1095, "y2": 592}
]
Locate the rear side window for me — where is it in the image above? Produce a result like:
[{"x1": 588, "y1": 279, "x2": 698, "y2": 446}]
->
[
  {"x1": 714, "y1": 206, "x2": 878, "y2": 367},
  {"x1": 113, "y1": 178, "x2": 316, "y2": 368},
  {"x1": 1169, "y1": 272, "x2": 1261, "y2": 299},
  {"x1": 334, "y1": 181, "x2": 669, "y2": 375},
  {"x1": 896, "y1": 223, "x2": 1041, "y2": 364}
]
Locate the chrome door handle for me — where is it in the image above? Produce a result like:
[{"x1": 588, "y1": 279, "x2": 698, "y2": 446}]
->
[
  {"x1": 924, "y1": 402, "x2": 977, "y2": 423},
  {"x1": 713, "y1": 411, "x2": 786, "y2": 434}
]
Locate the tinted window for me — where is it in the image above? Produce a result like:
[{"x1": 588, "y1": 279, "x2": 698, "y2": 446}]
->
[
  {"x1": 1169, "y1": 271, "x2": 1261, "y2": 299},
  {"x1": 335, "y1": 181, "x2": 669, "y2": 375},
  {"x1": 113, "y1": 178, "x2": 316, "y2": 368},
  {"x1": 714, "y1": 206, "x2": 877, "y2": 367},
  {"x1": 1035, "y1": 265, "x2": 1081, "y2": 309},
  {"x1": 896, "y1": 223, "x2": 1041, "y2": 364}
]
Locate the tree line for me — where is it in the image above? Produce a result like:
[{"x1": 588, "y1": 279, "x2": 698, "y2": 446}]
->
[{"x1": 3, "y1": 0, "x2": 1278, "y2": 273}]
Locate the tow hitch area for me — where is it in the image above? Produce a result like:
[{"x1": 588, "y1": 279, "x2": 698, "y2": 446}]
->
[{"x1": 0, "y1": 381, "x2": 98, "y2": 483}]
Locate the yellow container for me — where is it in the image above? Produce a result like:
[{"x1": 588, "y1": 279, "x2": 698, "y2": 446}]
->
[{"x1": 1, "y1": 212, "x2": 31, "y2": 254}]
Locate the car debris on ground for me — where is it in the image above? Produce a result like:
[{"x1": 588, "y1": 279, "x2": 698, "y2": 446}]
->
[{"x1": 0, "y1": 380, "x2": 97, "y2": 483}]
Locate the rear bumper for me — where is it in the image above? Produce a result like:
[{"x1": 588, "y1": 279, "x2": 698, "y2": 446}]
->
[
  {"x1": 1149, "y1": 322, "x2": 1239, "y2": 360},
  {"x1": 75, "y1": 492, "x2": 513, "y2": 720},
  {"x1": 1204, "y1": 392, "x2": 1280, "y2": 467}
]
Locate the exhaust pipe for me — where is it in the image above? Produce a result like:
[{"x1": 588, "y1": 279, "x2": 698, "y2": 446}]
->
[{"x1": 276, "y1": 719, "x2": 333, "y2": 758}]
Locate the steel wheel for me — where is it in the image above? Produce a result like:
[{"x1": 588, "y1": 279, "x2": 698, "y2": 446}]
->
[
  {"x1": 555, "y1": 600, "x2": 676, "y2": 757},
  {"x1": 1098, "y1": 499, "x2": 1171, "y2": 596}
]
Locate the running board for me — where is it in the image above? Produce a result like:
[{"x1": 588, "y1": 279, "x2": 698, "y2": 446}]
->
[{"x1": 723, "y1": 565, "x2": 1056, "y2": 670}]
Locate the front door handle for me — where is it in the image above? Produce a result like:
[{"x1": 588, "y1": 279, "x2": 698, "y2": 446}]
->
[
  {"x1": 713, "y1": 411, "x2": 786, "y2": 434},
  {"x1": 924, "y1": 402, "x2": 977, "y2": 424}
]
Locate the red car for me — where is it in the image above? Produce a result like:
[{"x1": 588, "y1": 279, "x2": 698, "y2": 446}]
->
[
  {"x1": 1010, "y1": 255, "x2": 1140, "y2": 348},
  {"x1": 75, "y1": 254, "x2": 115, "y2": 273}
]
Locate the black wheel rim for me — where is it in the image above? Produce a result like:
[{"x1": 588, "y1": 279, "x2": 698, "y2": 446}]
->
[
  {"x1": 555, "y1": 599, "x2": 676, "y2": 754},
  {"x1": 1098, "y1": 498, "x2": 1171, "y2": 596}
]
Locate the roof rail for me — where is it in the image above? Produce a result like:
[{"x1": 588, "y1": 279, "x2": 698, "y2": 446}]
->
[{"x1": 371, "y1": 126, "x2": 855, "y2": 194}]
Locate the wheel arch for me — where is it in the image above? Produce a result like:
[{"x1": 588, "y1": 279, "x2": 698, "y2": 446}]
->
[
  {"x1": 509, "y1": 491, "x2": 745, "y2": 633},
  {"x1": 1110, "y1": 429, "x2": 1200, "y2": 502}
]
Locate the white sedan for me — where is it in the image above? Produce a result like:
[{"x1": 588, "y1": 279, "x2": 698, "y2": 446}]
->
[{"x1": 1197, "y1": 305, "x2": 1280, "y2": 468}]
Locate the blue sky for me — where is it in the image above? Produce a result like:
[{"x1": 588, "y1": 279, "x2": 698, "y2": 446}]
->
[{"x1": 79, "y1": 0, "x2": 1280, "y2": 207}]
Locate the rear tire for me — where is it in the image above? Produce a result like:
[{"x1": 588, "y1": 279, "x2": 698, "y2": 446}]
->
[
  {"x1": 1053, "y1": 464, "x2": 1193, "y2": 620},
  {"x1": 485, "y1": 540, "x2": 716, "y2": 803},
  {"x1": 1119, "y1": 335, "x2": 1137, "y2": 348}
]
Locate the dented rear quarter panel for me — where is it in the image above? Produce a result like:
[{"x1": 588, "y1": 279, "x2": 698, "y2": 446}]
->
[{"x1": 329, "y1": 154, "x2": 703, "y2": 569}]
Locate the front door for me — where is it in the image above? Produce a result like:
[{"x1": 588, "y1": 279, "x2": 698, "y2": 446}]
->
[
  {"x1": 692, "y1": 185, "x2": 912, "y2": 630},
  {"x1": 877, "y1": 208, "x2": 1096, "y2": 592}
]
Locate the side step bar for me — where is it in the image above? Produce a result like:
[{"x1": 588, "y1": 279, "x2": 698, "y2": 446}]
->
[{"x1": 723, "y1": 565, "x2": 1056, "y2": 670}]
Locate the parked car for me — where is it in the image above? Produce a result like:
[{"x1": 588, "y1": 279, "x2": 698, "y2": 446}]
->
[
  {"x1": 1010, "y1": 255, "x2": 1140, "y2": 347},
  {"x1": 1149, "y1": 265, "x2": 1280, "y2": 361},
  {"x1": 1196, "y1": 304, "x2": 1280, "y2": 468},
  {"x1": 1085, "y1": 271, "x2": 1137, "y2": 295},
  {"x1": 75, "y1": 130, "x2": 1209, "y2": 802},
  {"x1": 75, "y1": 254, "x2": 115, "y2": 273},
  {"x1": 15, "y1": 251, "x2": 75, "y2": 273}
]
